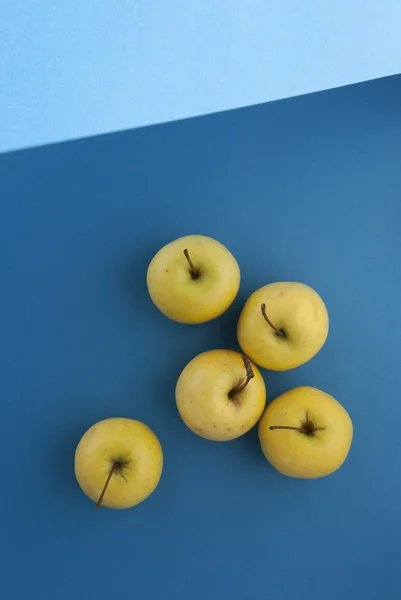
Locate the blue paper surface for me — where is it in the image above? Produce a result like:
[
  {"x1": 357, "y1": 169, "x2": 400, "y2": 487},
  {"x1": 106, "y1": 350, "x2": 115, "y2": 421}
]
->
[
  {"x1": 1, "y1": 0, "x2": 401, "y2": 152},
  {"x1": 1, "y1": 75, "x2": 401, "y2": 599}
]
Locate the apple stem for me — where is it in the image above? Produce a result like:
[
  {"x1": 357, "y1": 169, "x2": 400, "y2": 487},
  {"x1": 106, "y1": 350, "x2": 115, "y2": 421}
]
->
[
  {"x1": 261, "y1": 303, "x2": 286, "y2": 337},
  {"x1": 270, "y1": 425, "x2": 309, "y2": 432},
  {"x1": 95, "y1": 461, "x2": 121, "y2": 510},
  {"x1": 229, "y1": 355, "x2": 254, "y2": 398},
  {"x1": 183, "y1": 249, "x2": 200, "y2": 279},
  {"x1": 269, "y1": 412, "x2": 325, "y2": 437}
]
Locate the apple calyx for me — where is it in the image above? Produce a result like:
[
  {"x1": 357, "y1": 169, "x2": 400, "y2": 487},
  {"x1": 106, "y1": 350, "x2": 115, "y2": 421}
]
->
[
  {"x1": 269, "y1": 412, "x2": 325, "y2": 438},
  {"x1": 228, "y1": 355, "x2": 254, "y2": 407},
  {"x1": 95, "y1": 460, "x2": 130, "y2": 510},
  {"x1": 261, "y1": 303, "x2": 286, "y2": 337},
  {"x1": 183, "y1": 249, "x2": 200, "y2": 280}
]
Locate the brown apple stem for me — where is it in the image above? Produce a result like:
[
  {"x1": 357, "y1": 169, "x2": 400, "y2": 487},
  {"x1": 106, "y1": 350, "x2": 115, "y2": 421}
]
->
[
  {"x1": 183, "y1": 249, "x2": 200, "y2": 279},
  {"x1": 229, "y1": 355, "x2": 254, "y2": 397},
  {"x1": 270, "y1": 425, "x2": 305, "y2": 432},
  {"x1": 95, "y1": 461, "x2": 120, "y2": 510},
  {"x1": 269, "y1": 412, "x2": 325, "y2": 437},
  {"x1": 261, "y1": 303, "x2": 285, "y2": 337}
]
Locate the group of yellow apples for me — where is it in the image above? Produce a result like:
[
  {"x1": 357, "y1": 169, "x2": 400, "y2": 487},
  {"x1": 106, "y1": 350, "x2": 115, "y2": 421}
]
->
[{"x1": 75, "y1": 235, "x2": 353, "y2": 510}]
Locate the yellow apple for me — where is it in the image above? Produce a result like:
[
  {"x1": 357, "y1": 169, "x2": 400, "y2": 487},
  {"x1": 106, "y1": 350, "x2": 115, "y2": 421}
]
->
[
  {"x1": 237, "y1": 282, "x2": 329, "y2": 370},
  {"x1": 74, "y1": 418, "x2": 163, "y2": 509},
  {"x1": 176, "y1": 349, "x2": 266, "y2": 441},
  {"x1": 147, "y1": 235, "x2": 240, "y2": 324},
  {"x1": 258, "y1": 386, "x2": 353, "y2": 478}
]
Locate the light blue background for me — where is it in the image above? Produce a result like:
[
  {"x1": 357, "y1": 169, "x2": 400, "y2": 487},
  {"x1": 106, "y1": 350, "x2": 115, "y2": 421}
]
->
[{"x1": 1, "y1": 0, "x2": 401, "y2": 152}]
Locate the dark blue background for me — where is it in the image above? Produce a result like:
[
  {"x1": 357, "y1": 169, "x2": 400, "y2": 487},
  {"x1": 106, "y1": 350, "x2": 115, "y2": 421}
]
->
[{"x1": 1, "y1": 75, "x2": 401, "y2": 600}]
